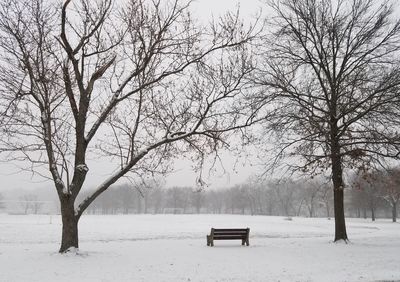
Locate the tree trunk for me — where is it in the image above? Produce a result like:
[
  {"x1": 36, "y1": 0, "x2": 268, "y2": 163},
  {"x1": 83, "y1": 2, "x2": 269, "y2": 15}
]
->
[
  {"x1": 59, "y1": 197, "x2": 79, "y2": 253},
  {"x1": 371, "y1": 204, "x2": 375, "y2": 221},
  {"x1": 326, "y1": 202, "x2": 330, "y2": 219},
  {"x1": 392, "y1": 202, "x2": 397, "y2": 223},
  {"x1": 296, "y1": 199, "x2": 304, "y2": 217},
  {"x1": 333, "y1": 186, "x2": 347, "y2": 241},
  {"x1": 331, "y1": 146, "x2": 348, "y2": 242},
  {"x1": 144, "y1": 197, "x2": 148, "y2": 214}
]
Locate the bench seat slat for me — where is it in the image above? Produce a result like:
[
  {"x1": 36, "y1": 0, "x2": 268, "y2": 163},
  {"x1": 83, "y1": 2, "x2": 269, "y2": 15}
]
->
[
  {"x1": 213, "y1": 234, "x2": 246, "y2": 237},
  {"x1": 212, "y1": 229, "x2": 248, "y2": 232},
  {"x1": 213, "y1": 231, "x2": 247, "y2": 234},
  {"x1": 213, "y1": 236, "x2": 246, "y2": 240}
]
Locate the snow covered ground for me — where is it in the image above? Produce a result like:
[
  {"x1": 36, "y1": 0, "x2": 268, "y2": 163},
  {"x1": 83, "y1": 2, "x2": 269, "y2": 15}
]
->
[{"x1": 0, "y1": 214, "x2": 399, "y2": 282}]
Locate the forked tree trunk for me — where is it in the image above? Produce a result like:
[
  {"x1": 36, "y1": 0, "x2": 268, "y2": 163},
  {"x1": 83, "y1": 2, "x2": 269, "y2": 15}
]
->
[{"x1": 59, "y1": 197, "x2": 79, "y2": 253}]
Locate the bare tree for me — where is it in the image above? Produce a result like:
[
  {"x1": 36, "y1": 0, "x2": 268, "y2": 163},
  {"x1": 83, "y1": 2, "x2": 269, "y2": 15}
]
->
[
  {"x1": 31, "y1": 195, "x2": 44, "y2": 214},
  {"x1": 319, "y1": 182, "x2": 333, "y2": 219},
  {"x1": 191, "y1": 189, "x2": 205, "y2": 214},
  {"x1": 300, "y1": 181, "x2": 323, "y2": 218},
  {"x1": 0, "y1": 0, "x2": 258, "y2": 252},
  {"x1": 348, "y1": 186, "x2": 368, "y2": 218},
  {"x1": 351, "y1": 170, "x2": 382, "y2": 221},
  {"x1": 19, "y1": 194, "x2": 35, "y2": 214},
  {"x1": 381, "y1": 168, "x2": 400, "y2": 222},
  {"x1": 0, "y1": 193, "x2": 5, "y2": 210},
  {"x1": 206, "y1": 190, "x2": 224, "y2": 214},
  {"x1": 357, "y1": 168, "x2": 400, "y2": 222},
  {"x1": 270, "y1": 180, "x2": 296, "y2": 217},
  {"x1": 256, "y1": 0, "x2": 400, "y2": 241}
]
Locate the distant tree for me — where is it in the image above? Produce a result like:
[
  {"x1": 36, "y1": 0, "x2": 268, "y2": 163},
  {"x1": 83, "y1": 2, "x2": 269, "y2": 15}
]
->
[
  {"x1": 0, "y1": 193, "x2": 5, "y2": 210},
  {"x1": 232, "y1": 185, "x2": 249, "y2": 214},
  {"x1": 116, "y1": 185, "x2": 135, "y2": 214},
  {"x1": 0, "y1": 0, "x2": 258, "y2": 252},
  {"x1": 256, "y1": 0, "x2": 400, "y2": 241},
  {"x1": 349, "y1": 186, "x2": 368, "y2": 219},
  {"x1": 318, "y1": 183, "x2": 333, "y2": 219},
  {"x1": 165, "y1": 187, "x2": 190, "y2": 213},
  {"x1": 300, "y1": 181, "x2": 323, "y2": 218},
  {"x1": 241, "y1": 183, "x2": 259, "y2": 215},
  {"x1": 351, "y1": 171, "x2": 383, "y2": 221},
  {"x1": 270, "y1": 180, "x2": 296, "y2": 217},
  {"x1": 206, "y1": 190, "x2": 224, "y2": 214},
  {"x1": 31, "y1": 195, "x2": 44, "y2": 214},
  {"x1": 364, "y1": 167, "x2": 400, "y2": 222},
  {"x1": 378, "y1": 168, "x2": 400, "y2": 222},
  {"x1": 96, "y1": 191, "x2": 118, "y2": 215},
  {"x1": 19, "y1": 194, "x2": 38, "y2": 214},
  {"x1": 191, "y1": 189, "x2": 205, "y2": 214},
  {"x1": 149, "y1": 186, "x2": 165, "y2": 214}
]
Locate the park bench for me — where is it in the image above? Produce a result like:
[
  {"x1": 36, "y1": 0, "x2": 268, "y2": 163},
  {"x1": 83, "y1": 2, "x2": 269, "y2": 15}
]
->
[{"x1": 206, "y1": 228, "x2": 250, "y2": 246}]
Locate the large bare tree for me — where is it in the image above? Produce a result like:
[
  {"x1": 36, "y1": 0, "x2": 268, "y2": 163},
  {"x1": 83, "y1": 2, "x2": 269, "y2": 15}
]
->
[
  {"x1": 255, "y1": 0, "x2": 400, "y2": 241},
  {"x1": 0, "y1": 0, "x2": 258, "y2": 252}
]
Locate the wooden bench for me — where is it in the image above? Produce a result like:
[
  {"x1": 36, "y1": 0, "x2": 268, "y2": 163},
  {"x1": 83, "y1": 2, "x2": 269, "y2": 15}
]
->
[{"x1": 206, "y1": 228, "x2": 250, "y2": 246}]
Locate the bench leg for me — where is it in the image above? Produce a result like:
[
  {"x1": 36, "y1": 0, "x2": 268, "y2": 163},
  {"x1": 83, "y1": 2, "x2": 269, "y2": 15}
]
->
[
  {"x1": 207, "y1": 235, "x2": 214, "y2": 247},
  {"x1": 241, "y1": 239, "x2": 245, "y2": 246},
  {"x1": 246, "y1": 238, "x2": 249, "y2": 246}
]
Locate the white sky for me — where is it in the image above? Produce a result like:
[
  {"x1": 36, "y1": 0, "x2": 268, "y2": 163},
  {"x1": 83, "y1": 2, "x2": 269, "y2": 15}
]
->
[
  {"x1": 1, "y1": 0, "x2": 398, "y2": 192},
  {"x1": 0, "y1": 0, "x2": 263, "y2": 192}
]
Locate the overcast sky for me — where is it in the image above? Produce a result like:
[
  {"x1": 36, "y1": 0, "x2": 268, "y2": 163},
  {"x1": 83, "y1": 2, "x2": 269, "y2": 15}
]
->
[
  {"x1": 0, "y1": 0, "x2": 264, "y2": 192},
  {"x1": 3, "y1": 0, "x2": 396, "y2": 192}
]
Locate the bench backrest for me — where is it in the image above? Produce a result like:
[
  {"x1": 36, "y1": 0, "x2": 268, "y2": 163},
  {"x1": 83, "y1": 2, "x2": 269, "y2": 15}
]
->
[{"x1": 211, "y1": 228, "x2": 249, "y2": 237}]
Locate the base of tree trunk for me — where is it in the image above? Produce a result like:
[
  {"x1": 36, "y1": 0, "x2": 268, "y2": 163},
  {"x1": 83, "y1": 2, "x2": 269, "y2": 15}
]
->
[
  {"x1": 59, "y1": 200, "x2": 79, "y2": 253},
  {"x1": 333, "y1": 188, "x2": 348, "y2": 242},
  {"x1": 333, "y1": 239, "x2": 349, "y2": 244},
  {"x1": 59, "y1": 220, "x2": 79, "y2": 253}
]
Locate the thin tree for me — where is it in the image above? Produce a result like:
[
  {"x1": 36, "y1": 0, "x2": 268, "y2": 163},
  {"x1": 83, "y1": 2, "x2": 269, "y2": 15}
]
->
[
  {"x1": 383, "y1": 168, "x2": 400, "y2": 222},
  {"x1": 256, "y1": 0, "x2": 400, "y2": 241},
  {"x1": 0, "y1": 0, "x2": 258, "y2": 252},
  {"x1": 0, "y1": 193, "x2": 5, "y2": 210},
  {"x1": 301, "y1": 180, "x2": 323, "y2": 218},
  {"x1": 351, "y1": 170, "x2": 381, "y2": 221},
  {"x1": 378, "y1": 167, "x2": 400, "y2": 222}
]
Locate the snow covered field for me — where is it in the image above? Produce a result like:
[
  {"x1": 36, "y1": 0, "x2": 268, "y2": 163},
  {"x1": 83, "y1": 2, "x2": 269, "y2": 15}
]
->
[{"x1": 0, "y1": 214, "x2": 399, "y2": 282}]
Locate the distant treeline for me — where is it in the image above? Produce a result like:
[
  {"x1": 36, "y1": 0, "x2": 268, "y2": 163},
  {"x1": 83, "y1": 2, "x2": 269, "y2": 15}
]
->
[
  {"x1": 75, "y1": 174, "x2": 398, "y2": 221},
  {"x1": 2, "y1": 170, "x2": 398, "y2": 221}
]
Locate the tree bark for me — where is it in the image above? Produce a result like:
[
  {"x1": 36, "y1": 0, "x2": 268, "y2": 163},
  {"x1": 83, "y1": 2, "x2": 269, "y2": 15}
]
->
[
  {"x1": 392, "y1": 202, "x2": 397, "y2": 223},
  {"x1": 331, "y1": 145, "x2": 348, "y2": 242},
  {"x1": 59, "y1": 197, "x2": 79, "y2": 253},
  {"x1": 326, "y1": 203, "x2": 330, "y2": 219},
  {"x1": 370, "y1": 204, "x2": 375, "y2": 221}
]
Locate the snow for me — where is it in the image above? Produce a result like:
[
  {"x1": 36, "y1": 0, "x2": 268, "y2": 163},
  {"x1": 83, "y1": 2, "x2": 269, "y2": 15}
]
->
[
  {"x1": 76, "y1": 164, "x2": 89, "y2": 173},
  {"x1": 0, "y1": 214, "x2": 399, "y2": 282}
]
